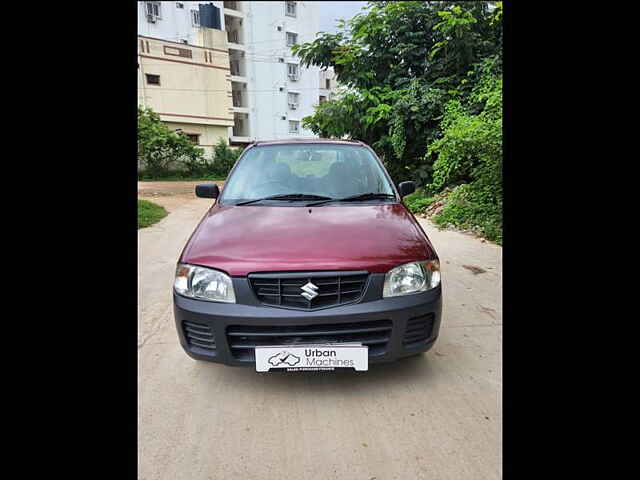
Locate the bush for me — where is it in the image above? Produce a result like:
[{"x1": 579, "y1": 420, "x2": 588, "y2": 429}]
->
[
  {"x1": 404, "y1": 189, "x2": 435, "y2": 214},
  {"x1": 138, "y1": 106, "x2": 244, "y2": 180},
  {"x1": 427, "y1": 67, "x2": 502, "y2": 243},
  {"x1": 432, "y1": 184, "x2": 502, "y2": 244},
  {"x1": 211, "y1": 139, "x2": 242, "y2": 177},
  {"x1": 181, "y1": 154, "x2": 211, "y2": 178},
  {"x1": 137, "y1": 106, "x2": 206, "y2": 177}
]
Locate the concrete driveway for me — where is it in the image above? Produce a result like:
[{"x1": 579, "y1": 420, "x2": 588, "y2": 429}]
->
[{"x1": 138, "y1": 194, "x2": 502, "y2": 480}]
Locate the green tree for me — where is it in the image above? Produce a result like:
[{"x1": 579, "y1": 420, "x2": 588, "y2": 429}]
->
[
  {"x1": 211, "y1": 138, "x2": 243, "y2": 177},
  {"x1": 293, "y1": 1, "x2": 502, "y2": 242},
  {"x1": 137, "y1": 106, "x2": 206, "y2": 177},
  {"x1": 428, "y1": 58, "x2": 502, "y2": 242},
  {"x1": 293, "y1": 1, "x2": 501, "y2": 185}
]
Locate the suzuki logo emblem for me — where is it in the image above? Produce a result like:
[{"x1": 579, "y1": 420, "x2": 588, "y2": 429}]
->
[{"x1": 301, "y1": 281, "x2": 319, "y2": 300}]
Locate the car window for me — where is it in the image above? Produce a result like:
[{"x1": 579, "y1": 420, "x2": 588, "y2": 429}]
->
[{"x1": 220, "y1": 144, "x2": 395, "y2": 203}]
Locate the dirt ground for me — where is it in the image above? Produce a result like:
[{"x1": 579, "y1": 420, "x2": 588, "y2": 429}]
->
[
  {"x1": 138, "y1": 182, "x2": 502, "y2": 480},
  {"x1": 138, "y1": 181, "x2": 224, "y2": 211}
]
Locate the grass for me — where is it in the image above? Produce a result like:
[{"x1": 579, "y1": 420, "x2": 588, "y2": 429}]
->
[
  {"x1": 403, "y1": 186, "x2": 502, "y2": 245},
  {"x1": 404, "y1": 188, "x2": 435, "y2": 214},
  {"x1": 432, "y1": 185, "x2": 502, "y2": 245},
  {"x1": 138, "y1": 199, "x2": 168, "y2": 229}
]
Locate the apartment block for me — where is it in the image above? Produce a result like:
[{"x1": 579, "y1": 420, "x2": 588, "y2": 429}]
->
[
  {"x1": 319, "y1": 67, "x2": 339, "y2": 104},
  {"x1": 138, "y1": 1, "x2": 321, "y2": 147},
  {"x1": 138, "y1": 2, "x2": 233, "y2": 157}
]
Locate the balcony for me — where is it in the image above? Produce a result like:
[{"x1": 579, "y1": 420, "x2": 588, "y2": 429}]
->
[
  {"x1": 232, "y1": 112, "x2": 250, "y2": 140},
  {"x1": 225, "y1": 15, "x2": 244, "y2": 48},
  {"x1": 224, "y1": 1, "x2": 243, "y2": 21},
  {"x1": 224, "y1": 8, "x2": 243, "y2": 19},
  {"x1": 232, "y1": 91, "x2": 242, "y2": 107},
  {"x1": 231, "y1": 82, "x2": 249, "y2": 113},
  {"x1": 227, "y1": 30, "x2": 241, "y2": 44},
  {"x1": 229, "y1": 49, "x2": 247, "y2": 81}
]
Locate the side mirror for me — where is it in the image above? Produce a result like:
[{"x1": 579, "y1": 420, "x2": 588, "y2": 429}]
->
[
  {"x1": 195, "y1": 183, "x2": 219, "y2": 199},
  {"x1": 398, "y1": 181, "x2": 416, "y2": 197}
]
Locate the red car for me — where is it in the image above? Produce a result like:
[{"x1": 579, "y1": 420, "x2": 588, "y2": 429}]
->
[{"x1": 173, "y1": 139, "x2": 442, "y2": 372}]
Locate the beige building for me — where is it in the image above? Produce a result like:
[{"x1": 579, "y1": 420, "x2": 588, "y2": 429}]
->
[{"x1": 137, "y1": 30, "x2": 234, "y2": 158}]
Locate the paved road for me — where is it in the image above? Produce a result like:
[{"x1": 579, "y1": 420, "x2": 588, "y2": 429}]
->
[{"x1": 138, "y1": 196, "x2": 502, "y2": 480}]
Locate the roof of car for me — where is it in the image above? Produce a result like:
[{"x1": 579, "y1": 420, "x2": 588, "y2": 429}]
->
[{"x1": 251, "y1": 138, "x2": 364, "y2": 147}]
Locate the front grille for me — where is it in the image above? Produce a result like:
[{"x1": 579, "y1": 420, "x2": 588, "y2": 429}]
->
[
  {"x1": 249, "y1": 271, "x2": 369, "y2": 310},
  {"x1": 403, "y1": 313, "x2": 435, "y2": 347},
  {"x1": 226, "y1": 319, "x2": 392, "y2": 361},
  {"x1": 182, "y1": 320, "x2": 216, "y2": 355}
]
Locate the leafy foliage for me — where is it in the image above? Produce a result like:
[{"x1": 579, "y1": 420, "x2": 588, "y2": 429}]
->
[
  {"x1": 428, "y1": 58, "x2": 502, "y2": 243},
  {"x1": 137, "y1": 106, "x2": 205, "y2": 178},
  {"x1": 211, "y1": 138, "x2": 243, "y2": 177},
  {"x1": 137, "y1": 106, "x2": 243, "y2": 179},
  {"x1": 404, "y1": 189, "x2": 435, "y2": 214},
  {"x1": 293, "y1": 1, "x2": 502, "y2": 242}
]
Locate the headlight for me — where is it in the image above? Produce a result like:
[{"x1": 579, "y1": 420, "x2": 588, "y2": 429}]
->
[
  {"x1": 174, "y1": 264, "x2": 236, "y2": 303},
  {"x1": 383, "y1": 260, "x2": 441, "y2": 297}
]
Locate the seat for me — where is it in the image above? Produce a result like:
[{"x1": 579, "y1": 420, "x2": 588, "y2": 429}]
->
[
  {"x1": 325, "y1": 161, "x2": 359, "y2": 197},
  {"x1": 263, "y1": 161, "x2": 295, "y2": 191}
]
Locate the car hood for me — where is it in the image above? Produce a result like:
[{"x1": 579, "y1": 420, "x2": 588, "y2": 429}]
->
[{"x1": 181, "y1": 203, "x2": 436, "y2": 276}]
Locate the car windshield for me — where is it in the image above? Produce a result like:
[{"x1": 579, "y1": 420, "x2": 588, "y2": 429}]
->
[{"x1": 220, "y1": 144, "x2": 396, "y2": 204}]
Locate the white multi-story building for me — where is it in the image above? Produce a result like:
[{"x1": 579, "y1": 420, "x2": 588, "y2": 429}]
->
[
  {"x1": 319, "y1": 67, "x2": 340, "y2": 103},
  {"x1": 138, "y1": 1, "x2": 321, "y2": 146}
]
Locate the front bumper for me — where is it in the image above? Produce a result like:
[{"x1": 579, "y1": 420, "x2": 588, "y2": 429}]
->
[{"x1": 173, "y1": 276, "x2": 442, "y2": 367}]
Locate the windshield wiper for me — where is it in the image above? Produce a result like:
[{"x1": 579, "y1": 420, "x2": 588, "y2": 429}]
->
[
  {"x1": 306, "y1": 192, "x2": 396, "y2": 207},
  {"x1": 235, "y1": 193, "x2": 333, "y2": 206}
]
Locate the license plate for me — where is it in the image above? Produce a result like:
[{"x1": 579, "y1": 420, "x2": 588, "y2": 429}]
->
[{"x1": 255, "y1": 344, "x2": 369, "y2": 372}]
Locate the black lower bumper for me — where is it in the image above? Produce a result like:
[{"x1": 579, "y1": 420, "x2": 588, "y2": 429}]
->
[{"x1": 173, "y1": 284, "x2": 442, "y2": 367}]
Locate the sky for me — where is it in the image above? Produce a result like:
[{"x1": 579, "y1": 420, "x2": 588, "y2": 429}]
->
[{"x1": 318, "y1": 1, "x2": 369, "y2": 33}]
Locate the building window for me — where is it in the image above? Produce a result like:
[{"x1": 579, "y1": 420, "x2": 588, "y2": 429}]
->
[
  {"x1": 326, "y1": 79, "x2": 331, "y2": 89},
  {"x1": 319, "y1": 95, "x2": 327, "y2": 103},
  {"x1": 286, "y1": 32, "x2": 298, "y2": 47},
  {"x1": 289, "y1": 120, "x2": 300, "y2": 134},
  {"x1": 145, "y1": 2, "x2": 162, "y2": 19},
  {"x1": 145, "y1": 74, "x2": 160, "y2": 85},
  {"x1": 286, "y1": 1, "x2": 297, "y2": 17},
  {"x1": 288, "y1": 92, "x2": 299, "y2": 109},
  {"x1": 191, "y1": 9, "x2": 200, "y2": 26},
  {"x1": 287, "y1": 63, "x2": 299, "y2": 80},
  {"x1": 185, "y1": 134, "x2": 200, "y2": 144}
]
